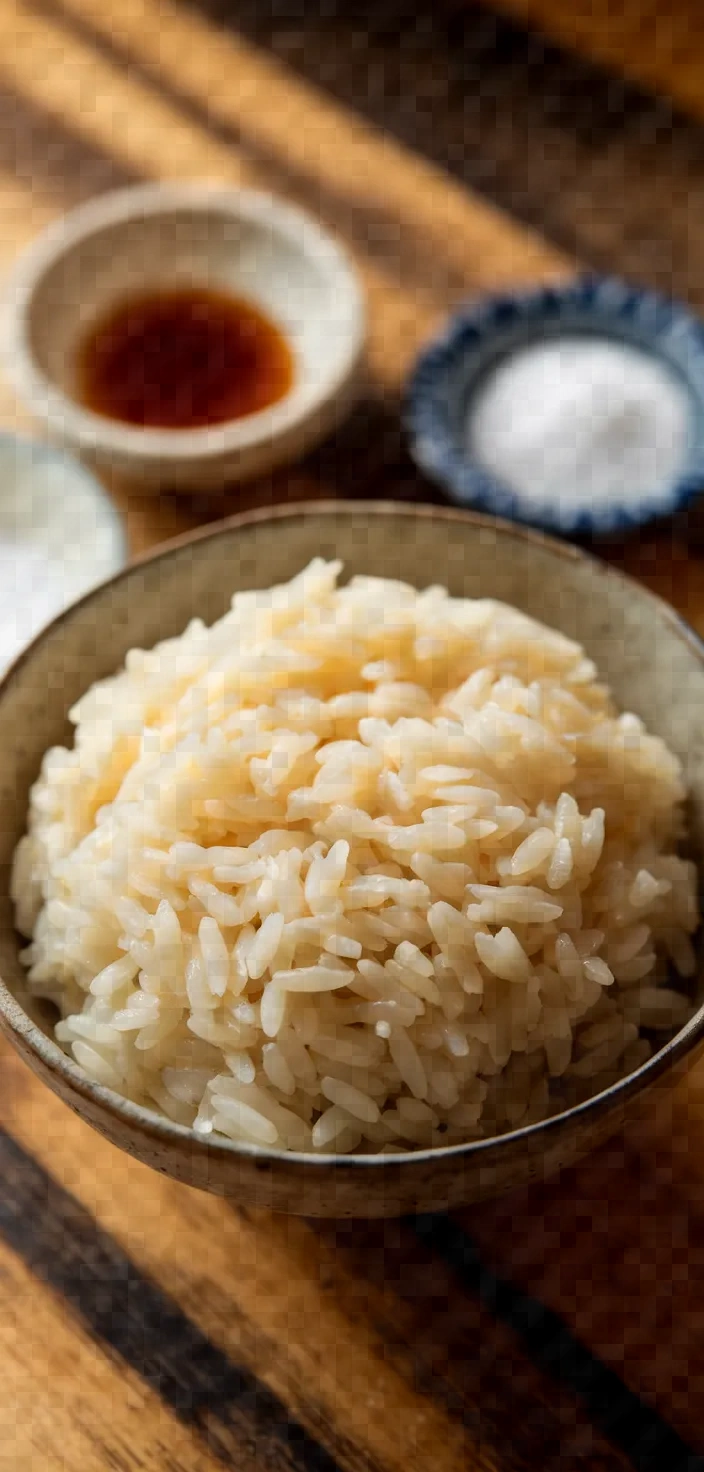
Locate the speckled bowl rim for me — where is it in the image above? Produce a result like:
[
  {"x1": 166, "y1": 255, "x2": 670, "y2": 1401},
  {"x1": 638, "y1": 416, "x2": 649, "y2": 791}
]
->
[
  {"x1": 0, "y1": 498, "x2": 702, "y2": 1174},
  {"x1": 405, "y1": 275, "x2": 704, "y2": 537},
  {"x1": 1, "y1": 182, "x2": 366, "y2": 466}
]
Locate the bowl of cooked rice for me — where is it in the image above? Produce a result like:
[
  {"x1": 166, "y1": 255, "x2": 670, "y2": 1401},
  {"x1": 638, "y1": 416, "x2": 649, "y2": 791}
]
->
[{"x1": 0, "y1": 501, "x2": 702, "y2": 1217}]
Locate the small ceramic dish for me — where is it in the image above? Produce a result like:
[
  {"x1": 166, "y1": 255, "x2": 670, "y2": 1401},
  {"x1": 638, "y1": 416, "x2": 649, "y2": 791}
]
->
[
  {"x1": 405, "y1": 275, "x2": 704, "y2": 536},
  {"x1": 0, "y1": 432, "x2": 127, "y2": 671},
  {"x1": 0, "y1": 501, "x2": 702, "y2": 1218},
  {"x1": 1, "y1": 184, "x2": 365, "y2": 490}
]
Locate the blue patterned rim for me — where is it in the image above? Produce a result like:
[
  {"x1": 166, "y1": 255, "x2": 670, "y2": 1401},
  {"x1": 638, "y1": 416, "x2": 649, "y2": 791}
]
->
[{"x1": 405, "y1": 275, "x2": 704, "y2": 536}]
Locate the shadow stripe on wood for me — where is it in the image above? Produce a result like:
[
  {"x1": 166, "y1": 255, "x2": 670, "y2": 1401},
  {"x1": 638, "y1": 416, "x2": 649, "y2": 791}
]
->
[
  {"x1": 413, "y1": 1214, "x2": 704, "y2": 1472},
  {"x1": 0, "y1": 74, "x2": 138, "y2": 203},
  {"x1": 464, "y1": 1130, "x2": 704, "y2": 1460},
  {"x1": 489, "y1": 0, "x2": 704, "y2": 126},
  {"x1": 0, "y1": 1024, "x2": 639, "y2": 1472},
  {"x1": 305, "y1": 1213, "x2": 633, "y2": 1471},
  {"x1": 182, "y1": 0, "x2": 704, "y2": 311},
  {"x1": 0, "y1": 1126, "x2": 379, "y2": 1472},
  {"x1": 28, "y1": 0, "x2": 561, "y2": 285},
  {"x1": 0, "y1": 1035, "x2": 634, "y2": 1472},
  {"x1": 0, "y1": 1237, "x2": 219, "y2": 1471},
  {"x1": 25, "y1": 0, "x2": 478, "y2": 309},
  {"x1": 0, "y1": 2, "x2": 698, "y2": 1460}
]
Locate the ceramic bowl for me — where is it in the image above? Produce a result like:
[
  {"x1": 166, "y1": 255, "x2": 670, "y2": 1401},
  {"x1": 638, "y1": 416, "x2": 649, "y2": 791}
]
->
[
  {"x1": 0, "y1": 431, "x2": 127, "y2": 671},
  {"x1": 0, "y1": 501, "x2": 702, "y2": 1218},
  {"x1": 406, "y1": 275, "x2": 704, "y2": 536},
  {"x1": 1, "y1": 184, "x2": 365, "y2": 490}
]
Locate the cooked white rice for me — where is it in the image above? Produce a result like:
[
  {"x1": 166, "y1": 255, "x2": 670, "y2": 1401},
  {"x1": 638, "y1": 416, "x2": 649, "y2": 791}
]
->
[{"x1": 11, "y1": 559, "x2": 700, "y2": 1153}]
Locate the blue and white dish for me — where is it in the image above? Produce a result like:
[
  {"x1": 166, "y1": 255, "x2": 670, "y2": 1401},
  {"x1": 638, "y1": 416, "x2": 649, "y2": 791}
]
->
[{"x1": 405, "y1": 275, "x2": 704, "y2": 537}]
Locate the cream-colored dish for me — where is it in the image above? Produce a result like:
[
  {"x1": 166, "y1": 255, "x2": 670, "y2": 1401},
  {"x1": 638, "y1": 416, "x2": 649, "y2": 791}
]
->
[{"x1": 1, "y1": 184, "x2": 365, "y2": 490}]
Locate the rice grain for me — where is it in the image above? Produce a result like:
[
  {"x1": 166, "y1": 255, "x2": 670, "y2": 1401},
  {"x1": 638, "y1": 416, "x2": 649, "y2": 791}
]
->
[{"x1": 12, "y1": 559, "x2": 699, "y2": 1153}]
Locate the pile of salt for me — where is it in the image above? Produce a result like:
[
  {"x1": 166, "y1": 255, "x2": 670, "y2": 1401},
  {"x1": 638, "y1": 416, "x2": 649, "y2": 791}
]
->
[{"x1": 467, "y1": 337, "x2": 689, "y2": 515}]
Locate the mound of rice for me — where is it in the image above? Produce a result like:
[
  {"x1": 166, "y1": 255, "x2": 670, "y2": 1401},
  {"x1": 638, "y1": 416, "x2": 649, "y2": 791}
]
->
[{"x1": 11, "y1": 559, "x2": 699, "y2": 1153}]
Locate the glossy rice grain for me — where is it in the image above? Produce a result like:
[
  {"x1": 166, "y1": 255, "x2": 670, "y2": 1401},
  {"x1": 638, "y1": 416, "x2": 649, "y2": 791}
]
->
[{"x1": 11, "y1": 559, "x2": 699, "y2": 1154}]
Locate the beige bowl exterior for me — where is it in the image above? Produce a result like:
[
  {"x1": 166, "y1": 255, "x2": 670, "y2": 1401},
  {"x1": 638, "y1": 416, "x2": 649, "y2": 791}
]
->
[{"x1": 0, "y1": 501, "x2": 703, "y2": 1216}]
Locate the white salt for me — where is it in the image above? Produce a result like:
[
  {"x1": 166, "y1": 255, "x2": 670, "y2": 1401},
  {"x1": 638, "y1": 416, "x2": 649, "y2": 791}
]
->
[{"x1": 467, "y1": 337, "x2": 690, "y2": 514}]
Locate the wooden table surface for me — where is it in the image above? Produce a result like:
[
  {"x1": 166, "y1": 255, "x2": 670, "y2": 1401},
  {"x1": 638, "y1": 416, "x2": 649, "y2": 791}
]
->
[{"x1": 1, "y1": 2, "x2": 704, "y2": 1468}]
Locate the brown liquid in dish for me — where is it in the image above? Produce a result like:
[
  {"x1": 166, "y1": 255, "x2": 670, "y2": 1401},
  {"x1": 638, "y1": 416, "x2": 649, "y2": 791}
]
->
[{"x1": 77, "y1": 286, "x2": 294, "y2": 430}]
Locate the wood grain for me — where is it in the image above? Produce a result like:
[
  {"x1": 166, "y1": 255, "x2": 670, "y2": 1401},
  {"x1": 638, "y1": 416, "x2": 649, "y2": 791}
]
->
[
  {"x1": 41, "y1": 0, "x2": 563, "y2": 296},
  {"x1": 0, "y1": 0, "x2": 701, "y2": 1465},
  {"x1": 467, "y1": 1114, "x2": 704, "y2": 1455},
  {"x1": 0, "y1": 0, "x2": 567, "y2": 397},
  {"x1": 176, "y1": 0, "x2": 704, "y2": 315},
  {"x1": 0, "y1": 1128, "x2": 367, "y2": 1472},
  {"x1": 489, "y1": 0, "x2": 704, "y2": 123},
  {"x1": 0, "y1": 1044, "x2": 633, "y2": 1472},
  {"x1": 0, "y1": 1204, "x2": 219, "y2": 1470}
]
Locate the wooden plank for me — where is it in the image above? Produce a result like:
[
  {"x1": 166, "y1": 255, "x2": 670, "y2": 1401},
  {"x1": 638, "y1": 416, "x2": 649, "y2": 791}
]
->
[
  {"x1": 462, "y1": 1053, "x2": 704, "y2": 1453},
  {"x1": 152, "y1": 0, "x2": 704, "y2": 317},
  {"x1": 411, "y1": 1210, "x2": 704, "y2": 1470},
  {"x1": 0, "y1": 4, "x2": 698, "y2": 1461},
  {"x1": 0, "y1": 1218, "x2": 218, "y2": 1471},
  {"x1": 0, "y1": 1125, "x2": 375, "y2": 1472},
  {"x1": 465, "y1": 1106, "x2": 704, "y2": 1456},
  {"x1": 489, "y1": 0, "x2": 704, "y2": 124},
  {"x1": 0, "y1": 1043, "x2": 632, "y2": 1472}
]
